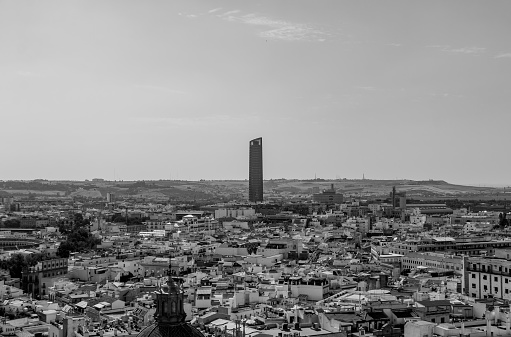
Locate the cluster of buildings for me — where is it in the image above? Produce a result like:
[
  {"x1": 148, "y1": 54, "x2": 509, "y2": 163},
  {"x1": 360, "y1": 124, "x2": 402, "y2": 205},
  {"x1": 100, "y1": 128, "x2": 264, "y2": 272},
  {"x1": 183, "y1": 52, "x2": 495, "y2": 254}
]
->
[
  {"x1": 0, "y1": 191, "x2": 510, "y2": 337},
  {"x1": 0, "y1": 139, "x2": 509, "y2": 336}
]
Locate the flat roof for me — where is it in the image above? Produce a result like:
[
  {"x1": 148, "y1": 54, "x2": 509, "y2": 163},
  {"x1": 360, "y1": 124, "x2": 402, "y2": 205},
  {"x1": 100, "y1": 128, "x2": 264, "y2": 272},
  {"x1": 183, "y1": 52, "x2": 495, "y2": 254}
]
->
[{"x1": 432, "y1": 237, "x2": 456, "y2": 242}]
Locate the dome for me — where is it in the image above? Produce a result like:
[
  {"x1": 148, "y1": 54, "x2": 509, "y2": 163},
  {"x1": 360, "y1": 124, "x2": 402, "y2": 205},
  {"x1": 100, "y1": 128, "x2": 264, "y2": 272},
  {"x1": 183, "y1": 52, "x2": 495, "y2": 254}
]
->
[
  {"x1": 137, "y1": 322, "x2": 204, "y2": 337},
  {"x1": 136, "y1": 260, "x2": 204, "y2": 337}
]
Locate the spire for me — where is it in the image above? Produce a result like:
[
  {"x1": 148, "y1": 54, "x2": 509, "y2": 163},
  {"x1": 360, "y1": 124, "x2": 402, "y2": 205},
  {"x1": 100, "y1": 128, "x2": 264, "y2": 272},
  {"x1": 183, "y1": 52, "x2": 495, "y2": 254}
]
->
[
  {"x1": 167, "y1": 259, "x2": 181, "y2": 295},
  {"x1": 154, "y1": 258, "x2": 186, "y2": 325}
]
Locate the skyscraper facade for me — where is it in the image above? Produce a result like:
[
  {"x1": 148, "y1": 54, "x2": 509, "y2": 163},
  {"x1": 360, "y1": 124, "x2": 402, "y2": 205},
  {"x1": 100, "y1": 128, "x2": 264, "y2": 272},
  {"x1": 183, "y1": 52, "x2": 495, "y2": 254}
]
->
[{"x1": 249, "y1": 137, "x2": 263, "y2": 202}]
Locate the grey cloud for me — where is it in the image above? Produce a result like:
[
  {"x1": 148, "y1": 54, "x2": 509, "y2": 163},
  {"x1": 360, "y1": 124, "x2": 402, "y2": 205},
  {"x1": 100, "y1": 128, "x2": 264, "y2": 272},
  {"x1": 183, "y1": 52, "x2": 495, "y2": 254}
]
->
[
  {"x1": 426, "y1": 45, "x2": 486, "y2": 55},
  {"x1": 218, "y1": 10, "x2": 241, "y2": 17},
  {"x1": 218, "y1": 12, "x2": 331, "y2": 42},
  {"x1": 495, "y1": 53, "x2": 511, "y2": 59},
  {"x1": 446, "y1": 47, "x2": 486, "y2": 54}
]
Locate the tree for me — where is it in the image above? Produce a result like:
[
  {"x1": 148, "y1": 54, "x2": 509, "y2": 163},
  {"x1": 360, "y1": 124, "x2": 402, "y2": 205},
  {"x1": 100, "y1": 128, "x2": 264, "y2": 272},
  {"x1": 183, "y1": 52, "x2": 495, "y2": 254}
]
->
[
  {"x1": 6, "y1": 254, "x2": 27, "y2": 279},
  {"x1": 3, "y1": 219, "x2": 20, "y2": 228},
  {"x1": 0, "y1": 253, "x2": 48, "y2": 279},
  {"x1": 57, "y1": 228, "x2": 101, "y2": 258},
  {"x1": 500, "y1": 212, "x2": 509, "y2": 229},
  {"x1": 111, "y1": 214, "x2": 126, "y2": 223},
  {"x1": 58, "y1": 222, "x2": 71, "y2": 235},
  {"x1": 25, "y1": 253, "x2": 45, "y2": 267},
  {"x1": 74, "y1": 213, "x2": 84, "y2": 224},
  {"x1": 76, "y1": 218, "x2": 90, "y2": 229}
]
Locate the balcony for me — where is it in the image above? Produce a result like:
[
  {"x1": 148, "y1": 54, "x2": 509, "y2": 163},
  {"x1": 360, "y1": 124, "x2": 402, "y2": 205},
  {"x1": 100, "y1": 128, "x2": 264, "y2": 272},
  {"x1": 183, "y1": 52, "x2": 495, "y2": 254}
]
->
[{"x1": 467, "y1": 267, "x2": 511, "y2": 276}]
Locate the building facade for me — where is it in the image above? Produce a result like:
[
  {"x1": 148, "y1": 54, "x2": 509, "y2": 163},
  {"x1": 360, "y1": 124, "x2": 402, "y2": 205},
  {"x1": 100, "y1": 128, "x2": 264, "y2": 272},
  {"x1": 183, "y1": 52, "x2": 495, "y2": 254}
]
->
[
  {"x1": 22, "y1": 258, "x2": 68, "y2": 299},
  {"x1": 401, "y1": 252, "x2": 463, "y2": 274},
  {"x1": 249, "y1": 137, "x2": 263, "y2": 202},
  {"x1": 313, "y1": 184, "x2": 344, "y2": 204},
  {"x1": 464, "y1": 250, "x2": 511, "y2": 300}
]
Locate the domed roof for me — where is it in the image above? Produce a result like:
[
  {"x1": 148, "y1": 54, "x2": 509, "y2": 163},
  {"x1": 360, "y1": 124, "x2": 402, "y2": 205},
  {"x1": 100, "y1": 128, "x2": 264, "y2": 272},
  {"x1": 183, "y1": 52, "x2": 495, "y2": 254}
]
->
[
  {"x1": 137, "y1": 322, "x2": 204, "y2": 337},
  {"x1": 136, "y1": 258, "x2": 204, "y2": 337}
]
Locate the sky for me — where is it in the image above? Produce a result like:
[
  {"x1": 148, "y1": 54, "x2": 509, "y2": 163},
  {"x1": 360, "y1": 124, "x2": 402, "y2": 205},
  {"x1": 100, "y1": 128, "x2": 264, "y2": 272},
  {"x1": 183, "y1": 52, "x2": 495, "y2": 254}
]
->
[{"x1": 1, "y1": 0, "x2": 510, "y2": 185}]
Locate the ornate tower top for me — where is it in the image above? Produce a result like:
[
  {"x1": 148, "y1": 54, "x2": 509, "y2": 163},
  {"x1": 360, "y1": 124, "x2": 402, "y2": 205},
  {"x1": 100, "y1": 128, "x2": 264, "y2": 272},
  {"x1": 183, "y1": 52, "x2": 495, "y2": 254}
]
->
[{"x1": 154, "y1": 259, "x2": 186, "y2": 325}]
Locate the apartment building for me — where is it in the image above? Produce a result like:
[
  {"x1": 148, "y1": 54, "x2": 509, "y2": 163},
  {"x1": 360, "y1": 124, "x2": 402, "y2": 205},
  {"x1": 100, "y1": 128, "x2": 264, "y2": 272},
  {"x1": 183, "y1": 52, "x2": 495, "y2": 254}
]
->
[
  {"x1": 401, "y1": 252, "x2": 463, "y2": 273},
  {"x1": 214, "y1": 207, "x2": 255, "y2": 219},
  {"x1": 464, "y1": 249, "x2": 511, "y2": 300},
  {"x1": 387, "y1": 237, "x2": 511, "y2": 256},
  {"x1": 22, "y1": 258, "x2": 68, "y2": 299}
]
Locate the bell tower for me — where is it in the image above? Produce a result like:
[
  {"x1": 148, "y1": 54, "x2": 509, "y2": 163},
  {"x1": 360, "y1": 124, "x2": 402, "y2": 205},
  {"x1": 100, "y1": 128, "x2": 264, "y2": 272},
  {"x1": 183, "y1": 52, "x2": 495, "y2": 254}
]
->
[{"x1": 154, "y1": 261, "x2": 186, "y2": 325}]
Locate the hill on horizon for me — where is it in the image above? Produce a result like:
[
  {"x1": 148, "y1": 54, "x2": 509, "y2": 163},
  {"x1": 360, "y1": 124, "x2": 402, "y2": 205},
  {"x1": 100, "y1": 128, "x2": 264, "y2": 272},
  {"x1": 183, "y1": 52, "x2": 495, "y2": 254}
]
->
[{"x1": 0, "y1": 178, "x2": 502, "y2": 201}]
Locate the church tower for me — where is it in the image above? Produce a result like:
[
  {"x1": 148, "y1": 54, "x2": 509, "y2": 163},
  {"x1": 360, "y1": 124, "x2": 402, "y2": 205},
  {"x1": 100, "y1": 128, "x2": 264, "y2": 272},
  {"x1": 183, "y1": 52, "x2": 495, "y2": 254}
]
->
[
  {"x1": 137, "y1": 260, "x2": 204, "y2": 337},
  {"x1": 154, "y1": 265, "x2": 187, "y2": 325}
]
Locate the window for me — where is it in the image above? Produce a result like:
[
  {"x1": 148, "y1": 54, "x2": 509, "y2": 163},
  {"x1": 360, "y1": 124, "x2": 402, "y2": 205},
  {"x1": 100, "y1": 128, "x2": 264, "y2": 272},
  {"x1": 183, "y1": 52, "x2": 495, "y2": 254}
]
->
[
  {"x1": 495, "y1": 287, "x2": 499, "y2": 293},
  {"x1": 472, "y1": 284, "x2": 476, "y2": 289},
  {"x1": 472, "y1": 274, "x2": 475, "y2": 279},
  {"x1": 441, "y1": 317, "x2": 445, "y2": 323},
  {"x1": 495, "y1": 277, "x2": 499, "y2": 282},
  {"x1": 483, "y1": 275, "x2": 488, "y2": 280},
  {"x1": 484, "y1": 285, "x2": 488, "y2": 291}
]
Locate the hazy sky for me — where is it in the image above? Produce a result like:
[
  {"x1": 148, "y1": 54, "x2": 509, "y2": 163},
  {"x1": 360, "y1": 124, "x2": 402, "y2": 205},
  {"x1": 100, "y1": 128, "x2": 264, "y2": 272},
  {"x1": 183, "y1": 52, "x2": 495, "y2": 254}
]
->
[{"x1": 1, "y1": 1, "x2": 510, "y2": 185}]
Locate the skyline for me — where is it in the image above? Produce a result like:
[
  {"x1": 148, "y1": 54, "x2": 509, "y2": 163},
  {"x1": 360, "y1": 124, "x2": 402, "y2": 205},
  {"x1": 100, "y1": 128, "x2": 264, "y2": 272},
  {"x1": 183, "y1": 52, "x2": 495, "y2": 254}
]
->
[{"x1": 1, "y1": 1, "x2": 511, "y2": 185}]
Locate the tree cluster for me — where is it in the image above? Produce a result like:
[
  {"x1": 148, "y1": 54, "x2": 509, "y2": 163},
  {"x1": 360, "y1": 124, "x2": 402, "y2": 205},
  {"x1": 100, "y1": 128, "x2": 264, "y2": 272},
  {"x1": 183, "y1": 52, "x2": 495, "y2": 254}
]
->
[
  {"x1": 500, "y1": 212, "x2": 510, "y2": 229},
  {"x1": 58, "y1": 213, "x2": 91, "y2": 234},
  {"x1": 1, "y1": 219, "x2": 21, "y2": 228},
  {"x1": 56, "y1": 213, "x2": 99, "y2": 258},
  {"x1": 0, "y1": 253, "x2": 45, "y2": 278},
  {"x1": 56, "y1": 227, "x2": 101, "y2": 258}
]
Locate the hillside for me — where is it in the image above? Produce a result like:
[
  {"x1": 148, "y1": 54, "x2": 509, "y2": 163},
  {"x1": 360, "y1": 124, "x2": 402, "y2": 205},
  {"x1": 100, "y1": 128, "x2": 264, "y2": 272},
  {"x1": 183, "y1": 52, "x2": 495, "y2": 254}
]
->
[{"x1": 0, "y1": 179, "x2": 503, "y2": 203}]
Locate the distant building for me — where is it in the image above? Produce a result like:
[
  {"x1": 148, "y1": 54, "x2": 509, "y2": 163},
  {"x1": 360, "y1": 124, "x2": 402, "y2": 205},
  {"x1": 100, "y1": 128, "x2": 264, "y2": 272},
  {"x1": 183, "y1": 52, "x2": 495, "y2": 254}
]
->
[
  {"x1": 248, "y1": 137, "x2": 263, "y2": 202},
  {"x1": 174, "y1": 211, "x2": 205, "y2": 221},
  {"x1": 0, "y1": 196, "x2": 14, "y2": 210},
  {"x1": 106, "y1": 192, "x2": 115, "y2": 203},
  {"x1": 464, "y1": 249, "x2": 511, "y2": 299},
  {"x1": 22, "y1": 258, "x2": 68, "y2": 299},
  {"x1": 390, "y1": 187, "x2": 406, "y2": 209},
  {"x1": 387, "y1": 237, "x2": 511, "y2": 256},
  {"x1": 20, "y1": 217, "x2": 37, "y2": 228},
  {"x1": 313, "y1": 184, "x2": 344, "y2": 204},
  {"x1": 126, "y1": 223, "x2": 147, "y2": 234},
  {"x1": 19, "y1": 217, "x2": 50, "y2": 228},
  {"x1": 401, "y1": 252, "x2": 463, "y2": 274},
  {"x1": 214, "y1": 207, "x2": 255, "y2": 219}
]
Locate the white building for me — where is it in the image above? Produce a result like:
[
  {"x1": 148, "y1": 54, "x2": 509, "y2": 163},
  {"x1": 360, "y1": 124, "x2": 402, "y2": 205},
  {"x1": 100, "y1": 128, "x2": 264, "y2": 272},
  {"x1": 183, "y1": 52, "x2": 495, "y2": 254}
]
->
[{"x1": 214, "y1": 208, "x2": 255, "y2": 219}]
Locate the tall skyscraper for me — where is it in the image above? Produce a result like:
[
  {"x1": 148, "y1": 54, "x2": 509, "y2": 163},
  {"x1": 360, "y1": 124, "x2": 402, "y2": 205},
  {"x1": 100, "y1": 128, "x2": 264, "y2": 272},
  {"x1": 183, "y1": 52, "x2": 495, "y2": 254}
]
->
[{"x1": 249, "y1": 137, "x2": 263, "y2": 202}]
